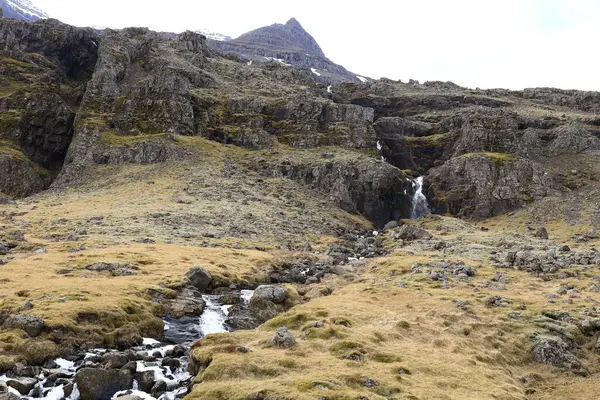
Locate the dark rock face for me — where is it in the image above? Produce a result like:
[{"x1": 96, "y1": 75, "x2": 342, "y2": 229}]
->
[
  {"x1": 426, "y1": 153, "x2": 557, "y2": 219},
  {"x1": 262, "y1": 157, "x2": 412, "y2": 228},
  {"x1": 75, "y1": 368, "x2": 133, "y2": 400},
  {"x1": 0, "y1": 18, "x2": 99, "y2": 197}
]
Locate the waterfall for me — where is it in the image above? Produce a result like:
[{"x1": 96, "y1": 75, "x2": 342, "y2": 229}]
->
[
  {"x1": 410, "y1": 177, "x2": 430, "y2": 220},
  {"x1": 198, "y1": 295, "x2": 228, "y2": 336}
]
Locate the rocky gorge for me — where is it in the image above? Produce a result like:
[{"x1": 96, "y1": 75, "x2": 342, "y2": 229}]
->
[{"x1": 2, "y1": 9, "x2": 600, "y2": 400}]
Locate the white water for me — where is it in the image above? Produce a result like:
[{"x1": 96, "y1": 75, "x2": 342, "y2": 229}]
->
[
  {"x1": 410, "y1": 177, "x2": 430, "y2": 220},
  {"x1": 198, "y1": 295, "x2": 228, "y2": 336}
]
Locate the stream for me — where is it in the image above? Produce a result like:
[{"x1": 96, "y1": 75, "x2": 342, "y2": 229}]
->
[{"x1": 0, "y1": 291, "x2": 254, "y2": 400}]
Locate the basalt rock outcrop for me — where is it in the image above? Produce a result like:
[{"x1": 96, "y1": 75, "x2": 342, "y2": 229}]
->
[
  {"x1": 426, "y1": 153, "x2": 557, "y2": 219},
  {"x1": 3, "y1": 17, "x2": 600, "y2": 224}
]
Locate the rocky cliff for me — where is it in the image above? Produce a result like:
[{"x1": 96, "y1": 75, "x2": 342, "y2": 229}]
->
[{"x1": 2, "y1": 18, "x2": 600, "y2": 224}]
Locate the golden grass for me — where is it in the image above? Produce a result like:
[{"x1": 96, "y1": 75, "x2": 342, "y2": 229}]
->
[{"x1": 186, "y1": 216, "x2": 600, "y2": 399}]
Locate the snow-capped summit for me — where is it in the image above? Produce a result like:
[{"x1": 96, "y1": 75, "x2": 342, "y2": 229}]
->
[{"x1": 1, "y1": 0, "x2": 49, "y2": 22}]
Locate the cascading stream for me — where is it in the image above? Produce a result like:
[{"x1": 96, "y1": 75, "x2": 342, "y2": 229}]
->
[{"x1": 410, "y1": 176, "x2": 430, "y2": 220}]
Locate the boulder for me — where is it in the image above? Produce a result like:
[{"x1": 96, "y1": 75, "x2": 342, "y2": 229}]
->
[
  {"x1": 2, "y1": 314, "x2": 44, "y2": 337},
  {"x1": 101, "y1": 352, "x2": 129, "y2": 369},
  {"x1": 251, "y1": 285, "x2": 287, "y2": 304},
  {"x1": 0, "y1": 393, "x2": 21, "y2": 400},
  {"x1": 267, "y1": 327, "x2": 296, "y2": 348},
  {"x1": 75, "y1": 368, "x2": 133, "y2": 400},
  {"x1": 535, "y1": 227, "x2": 549, "y2": 240},
  {"x1": 184, "y1": 266, "x2": 212, "y2": 292},
  {"x1": 532, "y1": 336, "x2": 587, "y2": 375},
  {"x1": 133, "y1": 370, "x2": 155, "y2": 393},
  {"x1": 6, "y1": 378, "x2": 37, "y2": 395},
  {"x1": 163, "y1": 287, "x2": 205, "y2": 318},
  {"x1": 395, "y1": 225, "x2": 432, "y2": 241}
]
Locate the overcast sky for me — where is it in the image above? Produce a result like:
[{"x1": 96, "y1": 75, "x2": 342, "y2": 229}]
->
[{"x1": 33, "y1": 0, "x2": 600, "y2": 91}]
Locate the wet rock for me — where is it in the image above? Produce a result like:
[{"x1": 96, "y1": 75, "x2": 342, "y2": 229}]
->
[
  {"x1": 134, "y1": 370, "x2": 155, "y2": 393},
  {"x1": 267, "y1": 327, "x2": 296, "y2": 348},
  {"x1": 75, "y1": 368, "x2": 133, "y2": 400},
  {"x1": 161, "y1": 357, "x2": 181, "y2": 369},
  {"x1": 121, "y1": 361, "x2": 137, "y2": 374},
  {"x1": 163, "y1": 287, "x2": 206, "y2": 318},
  {"x1": 2, "y1": 314, "x2": 44, "y2": 337},
  {"x1": 165, "y1": 345, "x2": 186, "y2": 358},
  {"x1": 251, "y1": 285, "x2": 287, "y2": 304},
  {"x1": 101, "y1": 352, "x2": 130, "y2": 369},
  {"x1": 6, "y1": 378, "x2": 36, "y2": 395},
  {"x1": 184, "y1": 266, "x2": 212, "y2": 291},
  {"x1": 0, "y1": 393, "x2": 21, "y2": 400},
  {"x1": 150, "y1": 380, "x2": 167, "y2": 398}
]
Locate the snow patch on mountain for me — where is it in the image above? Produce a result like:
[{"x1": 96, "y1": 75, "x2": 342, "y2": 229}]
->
[{"x1": 2, "y1": 0, "x2": 49, "y2": 21}]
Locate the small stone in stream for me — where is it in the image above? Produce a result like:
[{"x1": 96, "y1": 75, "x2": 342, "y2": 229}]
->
[
  {"x1": 560, "y1": 245, "x2": 571, "y2": 252},
  {"x1": 184, "y1": 266, "x2": 212, "y2": 291},
  {"x1": 63, "y1": 383, "x2": 74, "y2": 398},
  {"x1": 161, "y1": 357, "x2": 181, "y2": 368},
  {"x1": 101, "y1": 352, "x2": 129, "y2": 369},
  {"x1": 13, "y1": 364, "x2": 41, "y2": 377},
  {"x1": 6, "y1": 378, "x2": 37, "y2": 395},
  {"x1": 20, "y1": 301, "x2": 33, "y2": 311},
  {"x1": 165, "y1": 345, "x2": 186, "y2": 358},
  {"x1": 134, "y1": 371, "x2": 155, "y2": 393},
  {"x1": 75, "y1": 368, "x2": 133, "y2": 400},
  {"x1": 151, "y1": 380, "x2": 168, "y2": 398},
  {"x1": 121, "y1": 361, "x2": 137, "y2": 374},
  {"x1": 33, "y1": 248, "x2": 47, "y2": 254},
  {"x1": 267, "y1": 327, "x2": 296, "y2": 348},
  {"x1": 2, "y1": 314, "x2": 44, "y2": 337}
]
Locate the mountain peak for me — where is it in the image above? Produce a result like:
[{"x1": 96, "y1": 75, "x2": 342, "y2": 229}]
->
[
  {"x1": 285, "y1": 18, "x2": 302, "y2": 28},
  {"x1": 0, "y1": 0, "x2": 49, "y2": 22},
  {"x1": 233, "y1": 17, "x2": 325, "y2": 58}
]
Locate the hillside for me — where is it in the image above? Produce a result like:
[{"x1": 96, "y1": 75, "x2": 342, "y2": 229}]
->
[{"x1": 1, "y1": 16, "x2": 600, "y2": 400}]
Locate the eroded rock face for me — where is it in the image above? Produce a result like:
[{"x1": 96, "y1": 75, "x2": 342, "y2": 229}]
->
[
  {"x1": 426, "y1": 153, "x2": 557, "y2": 219},
  {"x1": 262, "y1": 157, "x2": 412, "y2": 227},
  {"x1": 0, "y1": 153, "x2": 46, "y2": 197}
]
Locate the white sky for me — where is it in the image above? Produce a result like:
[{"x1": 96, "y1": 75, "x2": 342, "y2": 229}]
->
[{"x1": 32, "y1": 0, "x2": 600, "y2": 91}]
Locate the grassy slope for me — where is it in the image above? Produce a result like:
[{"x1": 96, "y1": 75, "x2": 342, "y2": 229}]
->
[{"x1": 187, "y1": 216, "x2": 600, "y2": 400}]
